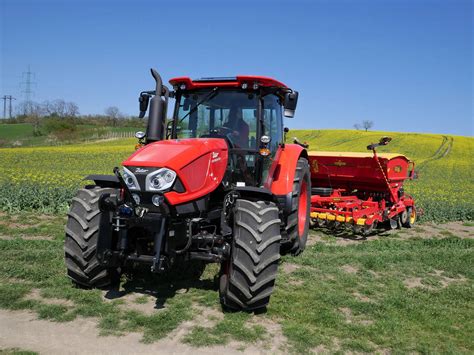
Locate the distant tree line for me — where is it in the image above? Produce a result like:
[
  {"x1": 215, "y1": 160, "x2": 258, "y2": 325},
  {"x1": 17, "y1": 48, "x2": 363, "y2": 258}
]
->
[
  {"x1": 4, "y1": 100, "x2": 146, "y2": 134},
  {"x1": 5, "y1": 99, "x2": 377, "y2": 134},
  {"x1": 354, "y1": 120, "x2": 374, "y2": 131}
]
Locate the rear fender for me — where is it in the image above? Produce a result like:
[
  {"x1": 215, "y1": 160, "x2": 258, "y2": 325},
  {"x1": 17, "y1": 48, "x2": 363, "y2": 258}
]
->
[
  {"x1": 265, "y1": 144, "x2": 307, "y2": 215},
  {"x1": 267, "y1": 144, "x2": 308, "y2": 196}
]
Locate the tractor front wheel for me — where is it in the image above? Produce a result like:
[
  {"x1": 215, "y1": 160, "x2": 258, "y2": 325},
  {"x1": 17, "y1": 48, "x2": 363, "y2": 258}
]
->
[
  {"x1": 64, "y1": 186, "x2": 119, "y2": 288},
  {"x1": 219, "y1": 199, "x2": 281, "y2": 311}
]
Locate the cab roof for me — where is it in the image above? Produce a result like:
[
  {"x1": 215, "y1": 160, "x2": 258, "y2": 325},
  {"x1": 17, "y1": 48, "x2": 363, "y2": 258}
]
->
[{"x1": 169, "y1": 76, "x2": 288, "y2": 90}]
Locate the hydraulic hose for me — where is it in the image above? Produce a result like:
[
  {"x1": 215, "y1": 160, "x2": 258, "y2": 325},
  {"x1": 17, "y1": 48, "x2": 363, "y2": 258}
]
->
[{"x1": 175, "y1": 219, "x2": 194, "y2": 254}]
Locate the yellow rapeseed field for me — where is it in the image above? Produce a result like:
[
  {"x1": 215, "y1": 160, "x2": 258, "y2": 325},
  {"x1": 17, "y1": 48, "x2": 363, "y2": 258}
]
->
[{"x1": 0, "y1": 130, "x2": 472, "y2": 220}]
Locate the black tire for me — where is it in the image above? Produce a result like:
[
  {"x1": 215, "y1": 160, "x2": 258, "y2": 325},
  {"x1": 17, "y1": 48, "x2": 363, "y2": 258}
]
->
[
  {"x1": 402, "y1": 207, "x2": 416, "y2": 228},
  {"x1": 283, "y1": 157, "x2": 311, "y2": 256},
  {"x1": 64, "y1": 186, "x2": 119, "y2": 288},
  {"x1": 220, "y1": 199, "x2": 281, "y2": 311}
]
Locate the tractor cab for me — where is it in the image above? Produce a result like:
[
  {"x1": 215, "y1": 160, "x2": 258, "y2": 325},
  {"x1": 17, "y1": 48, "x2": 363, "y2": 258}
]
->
[
  {"x1": 138, "y1": 71, "x2": 299, "y2": 188},
  {"x1": 169, "y1": 76, "x2": 293, "y2": 150}
]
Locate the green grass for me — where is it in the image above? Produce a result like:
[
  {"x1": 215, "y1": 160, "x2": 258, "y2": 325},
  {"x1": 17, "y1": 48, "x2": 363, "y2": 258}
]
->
[
  {"x1": 0, "y1": 213, "x2": 472, "y2": 352},
  {"x1": 0, "y1": 212, "x2": 65, "y2": 239},
  {"x1": 0, "y1": 349, "x2": 38, "y2": 355},
  {"x1": 183, "y1": 312, "x2": 266, "y2": 347},
  {"x1": 0, "y1": 124, "x2": 34, "y2": 140}
]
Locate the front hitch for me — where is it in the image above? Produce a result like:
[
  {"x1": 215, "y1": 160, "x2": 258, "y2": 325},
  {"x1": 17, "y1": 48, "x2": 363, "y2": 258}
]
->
[{"x1": 96, "y1": 169, "x2": 136, "y2": 267}]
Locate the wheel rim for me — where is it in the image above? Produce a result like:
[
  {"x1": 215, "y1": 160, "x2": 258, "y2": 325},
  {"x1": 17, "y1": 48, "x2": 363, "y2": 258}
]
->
[
  {"x1": 364, "y1": 222, "x2": 375, "y2": 235},
  {"x1": 410, "y1": 208, "x2": 416, "y2": 224},
  {"x1": 298, "y1": 179, "x2": 308, "y2": 236},
  {"x1": 352, "y1": 224, "x2": 362, "y2": 234},
  {"x1": 400, "y1": 210, "x2": 408, "y2": 224}
]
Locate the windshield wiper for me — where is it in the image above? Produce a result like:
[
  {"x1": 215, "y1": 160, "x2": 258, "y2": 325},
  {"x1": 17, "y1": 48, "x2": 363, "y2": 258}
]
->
[{"x1": 179, "y1": 87, "x2": 219, "y2": 123}]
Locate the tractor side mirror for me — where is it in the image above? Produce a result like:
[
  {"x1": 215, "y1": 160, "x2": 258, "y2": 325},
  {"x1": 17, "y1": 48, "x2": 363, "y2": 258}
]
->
[
  {"x1": 379, "y1": 136, "x2": 392, "y2": 145},
  {"x1": 139, "y1": 93, "x2": 151, "y2": 118},
  {"x1": 283, "y1": 91, "x2": 299, "y2": 118}
]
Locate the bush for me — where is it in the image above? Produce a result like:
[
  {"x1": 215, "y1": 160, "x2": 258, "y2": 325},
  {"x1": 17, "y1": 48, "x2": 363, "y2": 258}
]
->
[{"x1": 42, "y1": 117, "x2": 77, "y2": 134}]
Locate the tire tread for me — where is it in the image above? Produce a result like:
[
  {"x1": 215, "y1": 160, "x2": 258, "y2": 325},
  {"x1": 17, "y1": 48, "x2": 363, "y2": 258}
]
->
[
  {"x1": 221, "y1": 199, "x2": 281, "y2": 311},
  {"x1": 64, "y1": 186, "x2": 117, "y2": 288}
]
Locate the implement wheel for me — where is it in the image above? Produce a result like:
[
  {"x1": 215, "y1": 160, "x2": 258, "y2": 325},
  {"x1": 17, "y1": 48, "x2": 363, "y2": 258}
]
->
[
  {"x1": 402, "y1": 207, "x2": 416, "y2": 228},
  {"x1": 64, "y1": 186, "x2": 119, "y2": 288},
  {"x1": 219, "y1": 199, "x2": 281, "y2": 311},
  {"x1": 352, "y1": 222, "x2": 375, "y2": 236},
  {"x1": 362, "y1": 222, "x2": 376, "y2": 236}
]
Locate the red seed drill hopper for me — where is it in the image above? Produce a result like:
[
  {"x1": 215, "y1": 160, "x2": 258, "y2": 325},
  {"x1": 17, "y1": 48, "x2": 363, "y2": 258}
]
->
[{"x1": 309, "y1": 137, "x2": 417, "y2": 235}]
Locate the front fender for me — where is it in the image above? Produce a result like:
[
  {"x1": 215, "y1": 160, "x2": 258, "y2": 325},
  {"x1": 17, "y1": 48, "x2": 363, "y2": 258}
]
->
[{"x1": 84, "y1": 174, "x2": 120, "y2": 188}]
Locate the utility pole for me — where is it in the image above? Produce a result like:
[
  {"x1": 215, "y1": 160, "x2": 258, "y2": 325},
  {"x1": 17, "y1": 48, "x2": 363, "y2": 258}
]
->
[
  {"x1": 8, "y1": 96, "x2": 16, "y2": 118},
  {"x1": 1, "y1": 95, "x2": 16, "y2": 119}
]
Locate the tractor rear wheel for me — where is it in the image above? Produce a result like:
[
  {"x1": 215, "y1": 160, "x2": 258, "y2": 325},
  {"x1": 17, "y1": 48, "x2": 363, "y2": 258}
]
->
[
  {"x1": 64, "y1": 186, "x2": 119, "y2": 288},
  {"x1": 219, "y1": 199, "x2": 281, "y2": 311},
  {"x1": 284, "y1": 157, "x2": 311, "y2": 256}
]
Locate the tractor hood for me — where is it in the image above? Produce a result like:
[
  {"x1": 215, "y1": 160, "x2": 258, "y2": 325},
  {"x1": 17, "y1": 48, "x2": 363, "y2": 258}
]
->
[{"x1": 122, "y1": 138, "x2": 228, "y2": 205}]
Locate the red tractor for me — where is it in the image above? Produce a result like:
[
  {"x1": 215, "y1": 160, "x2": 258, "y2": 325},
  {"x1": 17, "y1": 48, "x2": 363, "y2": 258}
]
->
[{"x1": 65, "y1": 69, "x2": 310, "y2": 311}]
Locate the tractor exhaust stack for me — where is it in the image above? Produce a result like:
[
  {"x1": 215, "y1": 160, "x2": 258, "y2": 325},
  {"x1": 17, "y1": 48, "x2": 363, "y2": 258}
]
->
[{"x1": 146, "y1": 68, "x2": 169, "y2": 143}]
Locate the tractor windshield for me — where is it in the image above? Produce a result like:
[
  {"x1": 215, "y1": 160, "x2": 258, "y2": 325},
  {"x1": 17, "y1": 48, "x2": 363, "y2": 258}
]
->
[{"x1": 174, "y1": 90, "x2": 258, "y2": 149}]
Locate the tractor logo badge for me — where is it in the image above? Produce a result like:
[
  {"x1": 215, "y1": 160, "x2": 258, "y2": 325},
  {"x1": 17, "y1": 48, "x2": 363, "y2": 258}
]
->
[
  {"x1": 312, "y1": 160, "x2": 319, "y2": 173},
  {"x1": 394, "y1": 165, "x2": 402, "y2": 173},
  {"x1": 334, "y1": 160, "x2": 346, "y2": 167},
  {"x1": 211, "y1": 152, "x2": 221, "y2": 163},
  {"x1": 135, "y1": 168, "x2": 149, "y2": 173}
]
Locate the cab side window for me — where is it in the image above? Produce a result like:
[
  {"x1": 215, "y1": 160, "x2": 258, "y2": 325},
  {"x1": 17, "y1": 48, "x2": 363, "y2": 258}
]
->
[{"x1": 262, "y1": 94, "x2": 283, "y2": 152}]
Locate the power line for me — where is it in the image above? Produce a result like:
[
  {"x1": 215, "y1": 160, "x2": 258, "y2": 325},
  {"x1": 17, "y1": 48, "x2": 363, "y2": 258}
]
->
[
  {"x1": 1, "y1": 95, "x2": 16, "y2": 119},
  {"x1": 20, "y1": 65, "x2": 36, "y2": 103},
  {"x1": 18, "y1": 65, "x2": 37, "y2": 116}
]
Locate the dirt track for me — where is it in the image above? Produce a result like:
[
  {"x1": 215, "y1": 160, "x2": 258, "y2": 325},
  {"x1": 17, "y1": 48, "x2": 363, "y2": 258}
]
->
[{"x1": 0, "y1": 309, "x2": 269, "y2": 355}]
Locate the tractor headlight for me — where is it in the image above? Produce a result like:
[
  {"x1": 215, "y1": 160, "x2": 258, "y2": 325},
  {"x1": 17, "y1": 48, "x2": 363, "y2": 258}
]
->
[
  {"x1": 146, "y1": 168, "x2": 177, "y2": 191},
  {"x1": 122, "y1": 167, "x2": 139, "y2": 190}
]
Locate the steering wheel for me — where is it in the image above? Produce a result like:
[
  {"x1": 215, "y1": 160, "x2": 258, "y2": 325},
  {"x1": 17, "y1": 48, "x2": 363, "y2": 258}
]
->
[
  {"x1": 218, "y1": 127, "x2": 238, "y2": 146},
  {"x1": 217, "y1": 126, "x2": 232, "y2": 134}
]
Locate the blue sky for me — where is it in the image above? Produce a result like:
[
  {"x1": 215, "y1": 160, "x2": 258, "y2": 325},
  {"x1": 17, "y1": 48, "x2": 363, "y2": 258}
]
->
[{"x1": 1, "y1": 0, "x2": 472, "y2": 135}]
